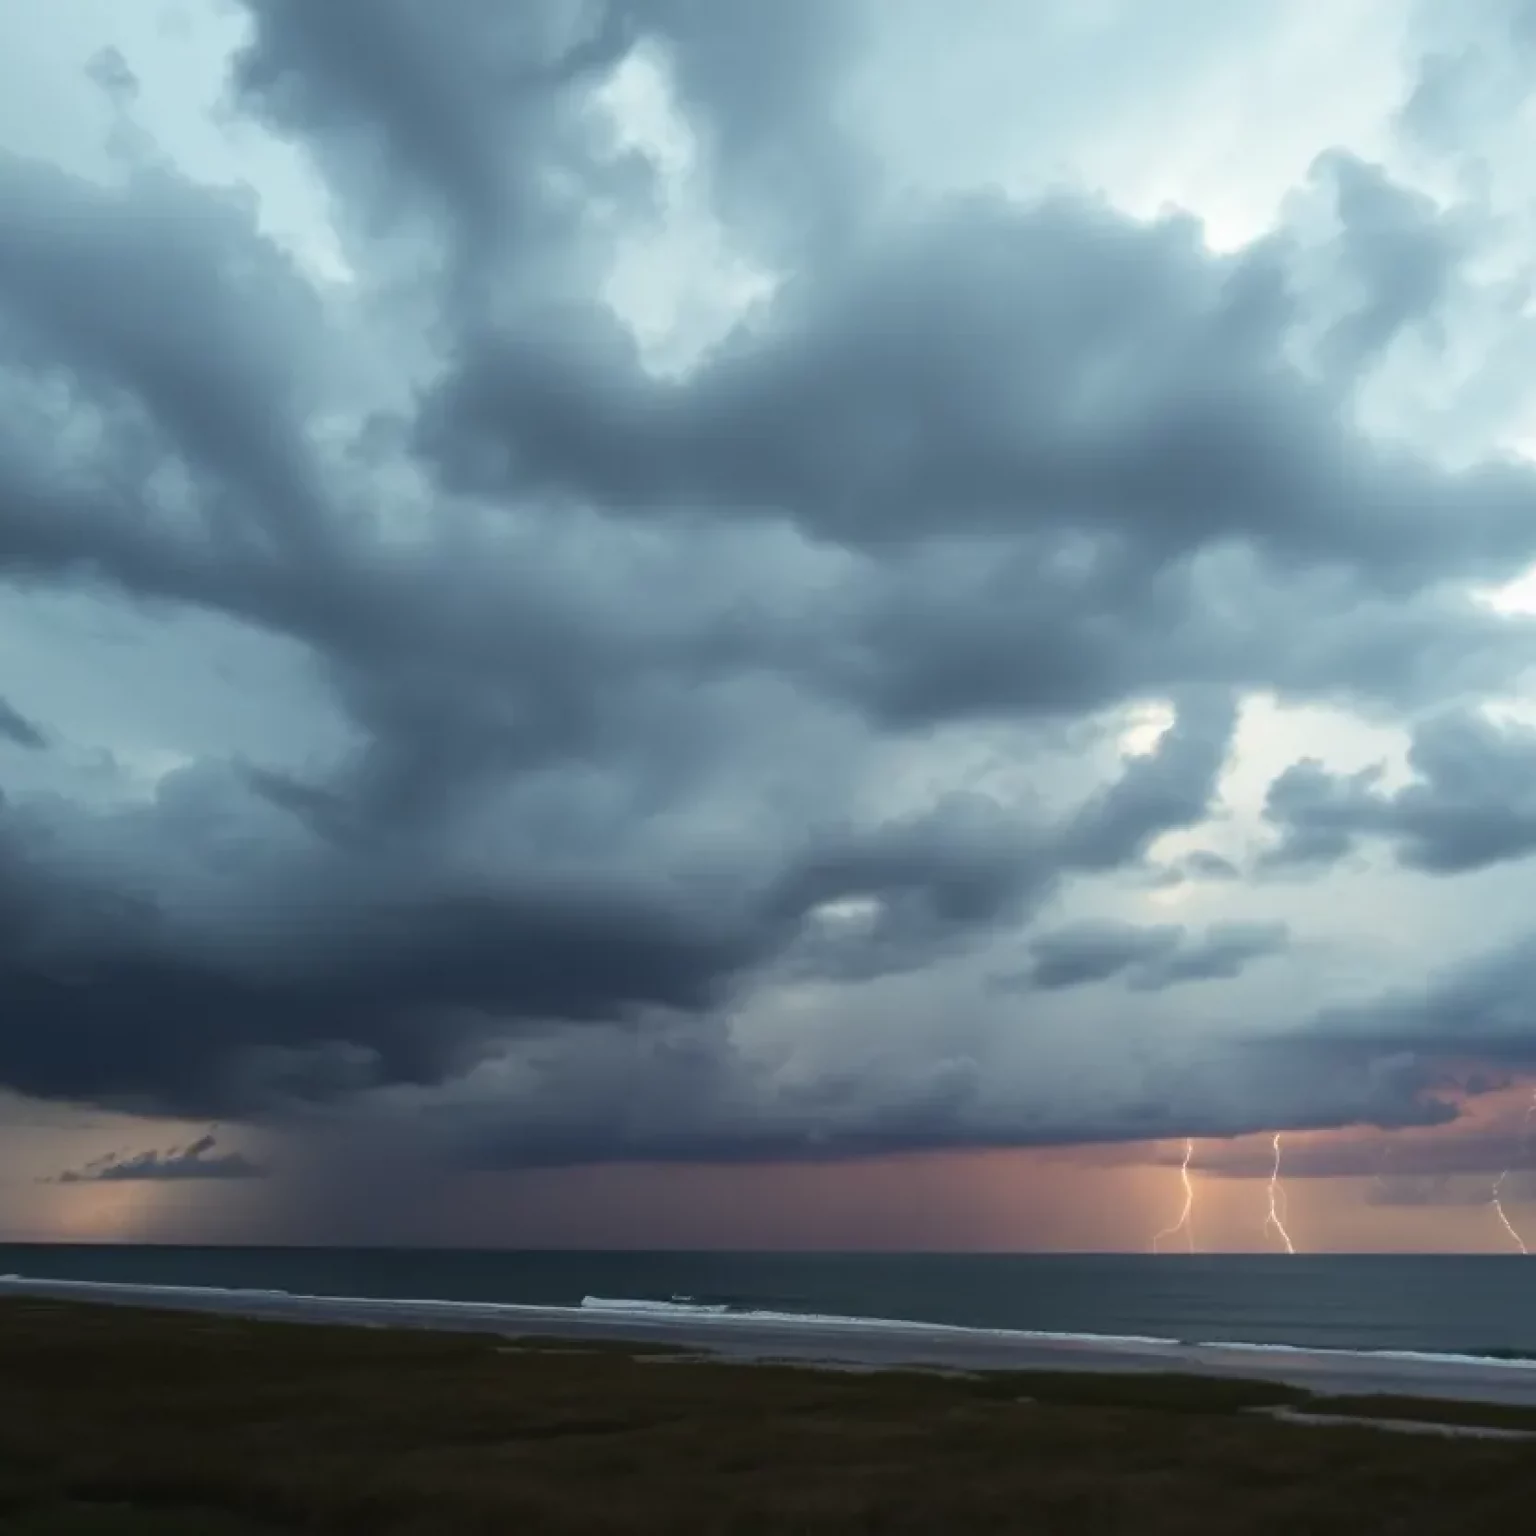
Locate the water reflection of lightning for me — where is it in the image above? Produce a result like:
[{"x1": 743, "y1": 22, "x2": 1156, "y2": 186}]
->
[
  {"x1": 1264, "y1": 1133, "x2": 1296, "y2": 1254},
  {"x1": 1152, "y1": 1138, "x2": 1196, "y2": 1253},
  {"x1": 1489, "y1": 1090, "x2": 1536, "y2": 1254}
]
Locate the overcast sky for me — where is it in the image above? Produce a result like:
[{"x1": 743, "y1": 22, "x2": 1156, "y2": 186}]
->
[{"x1": 6, "y1": 0, "x2": 1536, "y2": 1253}]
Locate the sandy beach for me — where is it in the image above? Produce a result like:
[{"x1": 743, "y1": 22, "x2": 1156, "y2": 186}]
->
[{"x1": 7, "y1": 1273, "x2": 1536, "y2": 1409}]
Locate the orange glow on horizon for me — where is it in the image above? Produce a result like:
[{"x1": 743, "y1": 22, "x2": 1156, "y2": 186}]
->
[
  {"x1": 46, "y1": 1181, "x2": 163, "y2": 1244},
  {"x1": 8, "y1": 1083, "x2": 1536, "y2": 1253}
]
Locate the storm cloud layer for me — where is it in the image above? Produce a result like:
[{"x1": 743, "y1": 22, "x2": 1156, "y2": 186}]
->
[{"x1": 4, "y1": 0, "x2": 1536, "y2": 1174}]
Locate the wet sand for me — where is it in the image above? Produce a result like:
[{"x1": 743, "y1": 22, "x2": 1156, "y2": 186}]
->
[
  {"x1": 7, "y1": 1274, "x2": 1536, "y2": 1408},
  {"x1": 1253, "y1": 1405, "x2": 1536, "y2": 1440}
]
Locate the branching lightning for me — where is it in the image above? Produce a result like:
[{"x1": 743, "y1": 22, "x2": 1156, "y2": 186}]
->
[
  {"x1": 1152, "y1": 1137, "x2": 1196, "y2": 1253},
  {"x1": 1264, "y1": 1132, "x2": 1296, "y2": 1254},
  {"x1": 1489, "y1": 1090, "x2": 1536, "y2": 1255}
]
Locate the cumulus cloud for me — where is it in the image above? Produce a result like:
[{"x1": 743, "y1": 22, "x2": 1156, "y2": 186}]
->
[
  {"x1": 2, "y1": 0, "x2": 1536, "y2": 1186},
  {"x1": 1263, "y1": 709, "x2": 1536, "y2": 874}
]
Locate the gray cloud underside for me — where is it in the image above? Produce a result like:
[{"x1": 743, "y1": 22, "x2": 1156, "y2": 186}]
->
[
  {"x1": 999, "y1": 919, "x2": 1290, "y2": 993},
  {"x1": 409, "y1": 1030, "x2": 1463, "y2": 1172},
  {"x1": 0, "y1": 696, "x2": 45, "y2": 751},
  {"x1": 2, "y1": 0, "x2": 1536, "y2": 1162},
  {"x1": 0, "y1": 685, "x2": 1238, "y2": 1113},
  {"x1": 1306, "y1": 928, "x2": 1536, "y2": 1070},
  {"x1": 1143, "y1": 1123, "x2": 1536, "y2": 1198}
]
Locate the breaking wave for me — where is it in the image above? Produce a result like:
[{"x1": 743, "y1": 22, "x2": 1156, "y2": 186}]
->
[{"x1": 5, "y1": 1274, "x2": 1536, "y2": 1369}]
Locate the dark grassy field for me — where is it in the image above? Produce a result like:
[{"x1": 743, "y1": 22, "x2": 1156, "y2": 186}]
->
[{"x1": 2, "y1": 1300, "x2": 1535, "y2": 1533}]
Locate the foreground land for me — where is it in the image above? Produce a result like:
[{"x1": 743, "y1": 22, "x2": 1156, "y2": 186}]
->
[{"x1": 3, "y1": 1301, "x2": 1536, "y2": 1533}]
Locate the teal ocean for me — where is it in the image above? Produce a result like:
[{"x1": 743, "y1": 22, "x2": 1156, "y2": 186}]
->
[{"x1": 3, "y1": 1247, "x2": 1535, "y2": 1358}]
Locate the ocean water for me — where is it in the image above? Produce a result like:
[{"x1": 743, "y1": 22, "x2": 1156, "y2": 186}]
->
[{"x1": 3, "y1": 1246, "x2": 1535, "y2": 1358}]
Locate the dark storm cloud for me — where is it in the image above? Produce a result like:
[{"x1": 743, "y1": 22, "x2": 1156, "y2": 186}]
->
[
  {"x1": 1303, "y1": 150, "x2": 1472, "y2": 385},
  {"x1": 0, "y1": 148, "x2": 335, "y2": 565},
  {"x1": 1263, "y1": 708, "x2": 1536, "y2": 874},
  {"x1": 0, "y1": 692, "x2": 1231, "y2": 1114},
  {"x1": 419, "y1": 168, "x2": 1536, "y2": 729},
  {"x1": 2, "y1": 143, "x2": 1530, "y2": 763},
  {"x1": 1181, "y1": 1114, "x2": 1535, "y2": 1187},
  {"x1": 1002, "y1": 921, "x2": 1182, "y2": 991},
  {"x1": 790, "y1": 688, "x2": 1241, "y2": 985},
  {"x1": 633, "y1": 0, "x2": 868, "y2": 252},
  {"x1": 52, "y1": 1131, "x2": 265, "y2": 1184},
  {"x1": 231, "y1": 0, "x2": 647, "y2": 271},
  {"x1": 0, "y1": 759, "x2": 761, "y2": 1111},
  {"x1": 1303, "y1": 931, "x2": 1536, "y2": 1069},
  {"x1": 1054, "y1": 691, "x2": 1236, "y2": 870},
  {"x1": 1, "y1": 0, "x2": 1535, "y2": 1158},
  {"x1": 231, "y1": 0, "x2": 862, "y2": 280},
  {"x1": 421, "y1": 157, "x2": 1527, "y2": 586},
  {"x1": 1138, "y1": 922, "x2": 1290, "y2": 989},
  {"x1": 1261, "y1": 759, "x2": 1374, "y2": 868},
  {"x1": 998, "y1": 919, "x2": 1288, "y2": 993},
  {"x1": 0, "y1": 697, "x2": 45, "y2": 750},
  {"x1": 431, "y1": 1024, "x2": 1460, "y2": 1172}
]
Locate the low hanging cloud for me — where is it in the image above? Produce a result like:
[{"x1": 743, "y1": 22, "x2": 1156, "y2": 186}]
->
[
  {"x1": 2, "y1": 0, "x2": 1536, "y2": 1183},
  {"x1": 1303, "y1": 927, "x2": 1536, "y2": 1070},
  {"x1": 1179, "y1": 1119, "x2": 1536, "y2": 1191},
  {"x1": 50, "y1": 1132, "x2": 266, "y2": 1184}
]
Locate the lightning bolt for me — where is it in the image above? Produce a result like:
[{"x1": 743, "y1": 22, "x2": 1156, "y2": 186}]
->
[
  {"x1": 1264, "y1": 1132, "x2": 1296, "y2": 1254},
  {"x1": 1152, "y1": 1137, "x2": 1196, "y2": 1253},
  {"x1": 1489, "y1": 1090, "x2": 1536, "y2": 1255},
  {"x1": 1490, "y1": 1171, "x2": 1528, "y2": 1255}
]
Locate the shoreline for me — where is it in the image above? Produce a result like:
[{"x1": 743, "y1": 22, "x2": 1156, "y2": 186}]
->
[{"x1": 8, "y1": 1273, "x2": 1536, "y2": 1408}]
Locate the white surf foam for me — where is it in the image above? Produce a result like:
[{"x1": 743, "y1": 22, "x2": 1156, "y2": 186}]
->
[
  {"x1": 578, "y1": 1292, "x2": 1180, "y2": 1342},
  {"x1": 1203, "y1": 1340, "x2": 1536, "y2": 1371},
  {"x1": 0, "y1": 1274, "x2": 535, "y2": 1315},
  {"x1": 4, "y1": 1274, "x2": 1533, "y2": 1370},
  {"x1": 0, "y1": 1274, "x2": 1175, "y2": 1346},
  {"x1": 581, "y1": 1295, "x2": 732, "y2": 1316}
]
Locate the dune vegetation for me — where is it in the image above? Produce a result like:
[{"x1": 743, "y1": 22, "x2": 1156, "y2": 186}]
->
[{"x1": 1, "y1": 1299, "x2": 1534, "y2": 1533}]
